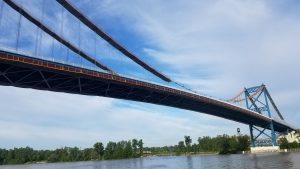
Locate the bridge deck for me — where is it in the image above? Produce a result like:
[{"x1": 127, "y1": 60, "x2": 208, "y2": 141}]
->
[{"x1": 0, "y1": 50, "x2": 296, "y2": 132}]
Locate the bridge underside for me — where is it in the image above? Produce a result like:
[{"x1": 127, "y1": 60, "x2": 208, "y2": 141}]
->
[{"x1": 0, "y1": 50, "x2": 295, "y2": 133}]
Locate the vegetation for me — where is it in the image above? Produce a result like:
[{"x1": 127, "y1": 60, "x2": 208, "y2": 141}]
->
[
  {"x1": 0, "y1": 134, "x2": 251, "y2": 165},
  {"x1": 144, "y1": 134, "x2": 250, "y2": 155},
  {"x1": 0, "y1": 139, "x2": 143, "y2": 165},
  {"x1": 279, "y1": 138, "x2": 300, "y2": 149},
  {"x1": 279, "y1": 130, "x2": 300, "y2": 149},
  {"x1": 295, "y1": 130, "x2": 300, "y2": 141}
]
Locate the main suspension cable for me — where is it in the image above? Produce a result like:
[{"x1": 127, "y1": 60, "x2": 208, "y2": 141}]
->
[{"x1": 56, "y1": 0, "x2": 171, "y2": 82}]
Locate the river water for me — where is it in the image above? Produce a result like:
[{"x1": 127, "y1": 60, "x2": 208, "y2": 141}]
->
[{"x1": 1, "y1": 153, "x2": 300, "y2": 169}]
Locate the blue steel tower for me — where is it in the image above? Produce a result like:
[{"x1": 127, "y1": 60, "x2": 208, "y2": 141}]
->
[{"x1": 244, "y1": 84, "x2": 283, "y2": 146}]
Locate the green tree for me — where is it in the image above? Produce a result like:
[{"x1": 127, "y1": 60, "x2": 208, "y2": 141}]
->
[
  {"x1": 184, "y1": 136, "x2": 192, "y2": 153},
  {"x1": 124, "y1": 141, "x2": 133, "y2": 158},
  {"x1": 82, "y1": 148, "x2": 94, "y2": 161},
  {"x1": 177, "y1": 141, "x2": 185, "y2": 154},
  {"x1": 295, "y1": 130, "x2": 300, "y2": 141},
  {"x1": 279, "y1": 138, "x2": 289, "y2": 149},
  {"x1": 198, "y1": 136, "x2": 215, "y2": 152},
  {"x1": 237, "y1": 135, "x2": 250, "y2": 151},
  {"x1": 93, "y1": 142, "x2": 104, "y2": 160},
  {"x1": 218, "y1": 135, "x2": 230, "y2": 154},
  {"x1": 47, "y1": 153, "x2": 59, "y2": 162},
  {"x1": 104, "y1": 141, "x2": 116, "y2": 160},
  {"x1": 0, "y1": 149, "x2": 7, "y2": 165},
  {"x1": 132, "y1": 139, "x2": 138, "y2": 157},
  {"x1": 138, "y1": 139, "x2": 143, "y2": 157}
]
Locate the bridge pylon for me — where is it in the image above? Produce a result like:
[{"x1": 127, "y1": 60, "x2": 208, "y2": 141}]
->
[{"x1": 244, "y1": 84, "x2": 280, "y2": 147}]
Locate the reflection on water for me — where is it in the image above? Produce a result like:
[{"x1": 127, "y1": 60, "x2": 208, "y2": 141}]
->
[
  {"x1": 186, "y1": 155, "x2": 193, "y2": 169},
  {"x1": 1, "y1": 152, "x2": 300, "y2": 169}
]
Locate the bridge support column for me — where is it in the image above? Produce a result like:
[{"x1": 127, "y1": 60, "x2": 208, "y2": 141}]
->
[
  {"x1": 245, "y1": 85, "x2": 278, "y2": 147},
  {"x1": 264, "y1": 90, "x2": 277, "y2": 146},
  {"x1": 249, "y1": 123, "x2": 277, "y2": 147},
  {"x1": 249, "y1": 124, "x2": 255, "y2": 147},
  {"x1": 269, "y1": 121, "x2": 277, "y2": 146}
]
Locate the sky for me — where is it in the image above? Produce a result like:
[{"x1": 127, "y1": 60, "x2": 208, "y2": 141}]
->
[{"x1": 0, "y1": 0, "x2": 300, "y2": 149}]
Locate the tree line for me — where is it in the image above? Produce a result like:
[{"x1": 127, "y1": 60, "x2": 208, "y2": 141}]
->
[
  {"x1": 0, "y1": 135, "x2": 251, "y2": 165},
  {"x1": 0, "y1": 139, "x2": 143, "y2": 165},
  {"x1": 279, "y1": 130, "x2": 300, "y2": 149},
  {"x1": 144, "y1": 134, "x2": 250, "y2": 155},
  {"x1": 279, "y1": 138, "x2": 300, "y2": 149},
  {"x1": 7, "y1": 133, "x2": 299, "y2": 165}
]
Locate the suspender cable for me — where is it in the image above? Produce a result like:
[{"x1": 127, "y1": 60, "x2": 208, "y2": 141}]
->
[
  {"x1": 57, "y1": 0, "x2": 204, "y2": 95},
  {"x1": 59, "y1": 5, "x2": 64, "y2": 61},
  {"x1": 66, "y1": 48, "x2": 69, "y2": 63},
  {"x1": 0, "y1": 0, "x2": 4, "y2": 27},
  {"x1": 78, "y1": 21, "x2": 81, "y2": 49},
  {"x1": 15, "y1": 4, "x2": 22, "y2": 51},
  {"x1": 56, "y1": 0, "x2": 171, "y2": 82},
  {"x1": 78, "y1": 20, "x2": 82, "y2": 67},
  {"x1": 93, "y1": 33, "x2": 97, "y2": 67},
  {"x1": 34, "y1": 26, "x2": 39, "y2": 55},
  {"x1": 60, "y1": 5, "x2": 64, "y2": 36},
  {"x1": 51, "y1": 38, "x2": 54, "y2": 59},
  {"x1": 37, "y1": 0, "x2": 45, "y2": 58},
  {"x1": 4, "y1": 0, "x2": 114, "y2": 73}
]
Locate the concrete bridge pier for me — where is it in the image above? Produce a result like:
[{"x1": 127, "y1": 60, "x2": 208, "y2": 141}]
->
[{"x1": 250, "y1": 146, "x2": 280, "y2": 153}]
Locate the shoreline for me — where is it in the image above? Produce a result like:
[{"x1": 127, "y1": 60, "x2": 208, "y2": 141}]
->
[{"x1": 2, "y1": 151, "x2": 300, "y2": 166}]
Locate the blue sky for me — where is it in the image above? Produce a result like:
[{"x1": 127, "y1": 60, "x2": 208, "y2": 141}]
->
[{"x1": 0, "y1": 0, "x2": 300, "y2": 149}]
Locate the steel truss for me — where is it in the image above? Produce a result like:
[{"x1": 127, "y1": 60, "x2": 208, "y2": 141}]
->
[{"x1": 245, "y1": 85, "x2": 277, "y2": 146}]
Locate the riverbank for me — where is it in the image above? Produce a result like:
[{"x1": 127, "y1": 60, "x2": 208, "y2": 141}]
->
[
  {"x1": 2, "y1": 150, "x2": 300, "y2": 166},
  {"x1": 1, "y1": 152, "x2": 300, "y2": 169}
]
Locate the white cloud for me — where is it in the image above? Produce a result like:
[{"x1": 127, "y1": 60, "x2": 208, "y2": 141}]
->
[
  {"x1": 81, "y1": 0, "x2": 300, "y2": 121},
  {"x1": 0, "y1": 86, "x2": 247, "y2": 149}
]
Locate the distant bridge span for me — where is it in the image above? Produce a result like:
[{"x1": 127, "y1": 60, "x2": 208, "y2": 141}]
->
[{"x1": 0, "y1": 50, "x2": 296, "y2": 133}]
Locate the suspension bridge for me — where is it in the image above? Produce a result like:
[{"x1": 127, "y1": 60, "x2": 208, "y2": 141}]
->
[{"x1": 0, "y1": 0, "x2": 297, "y2": 147}]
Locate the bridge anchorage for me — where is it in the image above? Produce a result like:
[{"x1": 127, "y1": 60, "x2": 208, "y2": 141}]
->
[{"x1": 228, "y1": 84, "x2": 287, "y2": 147}]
